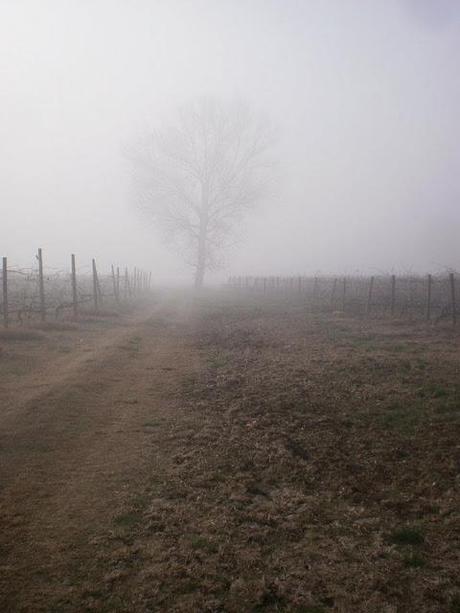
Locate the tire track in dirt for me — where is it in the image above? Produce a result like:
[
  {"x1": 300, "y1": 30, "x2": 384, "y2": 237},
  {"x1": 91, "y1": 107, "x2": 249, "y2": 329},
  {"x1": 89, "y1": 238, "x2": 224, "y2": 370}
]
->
[
  {"x1": 0, "y1": 297, "x2": 200, "y2": 612},
  {"x1": 0, "y1": 312, "x2": 148, "y2": 415}
]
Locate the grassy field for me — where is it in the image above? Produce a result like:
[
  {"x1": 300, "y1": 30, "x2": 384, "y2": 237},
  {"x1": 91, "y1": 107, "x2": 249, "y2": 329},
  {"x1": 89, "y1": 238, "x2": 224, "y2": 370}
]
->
[{"x1": 0, "y1": 291, "x2": 459, "y2": 612}]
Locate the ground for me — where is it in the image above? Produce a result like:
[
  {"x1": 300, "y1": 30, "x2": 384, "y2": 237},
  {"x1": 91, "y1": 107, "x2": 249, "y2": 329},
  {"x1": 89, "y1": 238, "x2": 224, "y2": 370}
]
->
[{"x1": 0, "y1": 291, "x2": 459, "y2": 612}]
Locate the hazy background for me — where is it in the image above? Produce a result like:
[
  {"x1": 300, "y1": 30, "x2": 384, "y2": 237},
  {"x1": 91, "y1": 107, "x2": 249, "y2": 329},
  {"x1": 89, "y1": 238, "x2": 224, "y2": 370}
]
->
[{"x1": 1, "y1": 0, "x2": 459, "y2": 281}]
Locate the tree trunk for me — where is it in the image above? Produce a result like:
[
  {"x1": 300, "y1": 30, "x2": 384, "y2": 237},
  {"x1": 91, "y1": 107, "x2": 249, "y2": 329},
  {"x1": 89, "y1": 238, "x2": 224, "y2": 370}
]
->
[
  {"x1": 195, "y1": 183, "x2": 209, "y2": 289},
  {"x1": 194, "y1": 227, "x2": 207, "y2": 289},
  {"x1": 194, "y1": 264, "x2": 205, "y2": 288}
]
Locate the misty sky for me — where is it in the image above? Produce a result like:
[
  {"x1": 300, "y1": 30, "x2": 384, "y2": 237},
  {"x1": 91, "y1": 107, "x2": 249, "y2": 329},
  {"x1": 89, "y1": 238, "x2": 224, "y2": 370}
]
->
[{"x1": 1, "y1": 0, "x2": 459, "y2": 280}]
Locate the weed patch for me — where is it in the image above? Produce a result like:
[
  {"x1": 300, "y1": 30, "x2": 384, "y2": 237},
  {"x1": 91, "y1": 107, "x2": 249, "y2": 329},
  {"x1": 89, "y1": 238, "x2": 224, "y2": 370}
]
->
[{"x1": 390, "y1": 527, "x2": 424, "y2": 546}]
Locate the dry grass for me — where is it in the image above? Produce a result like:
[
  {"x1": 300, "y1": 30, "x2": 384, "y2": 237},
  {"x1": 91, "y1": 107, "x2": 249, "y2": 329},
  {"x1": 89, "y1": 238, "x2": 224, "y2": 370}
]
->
[
  {"x1": 32, "y1": 321, "x2": 80, "y2": 332},
  {"x1": 0, "y1": 293, "x2": 459, "y2": 612},
  {"x1": 121, "y1": 297, "x2": 458, "y2": 612},
  {"x1": 82, "y1": 308, "x2": 121, "y2": 318},
  {"x1": 0, "y1": 328, "x2": 44, "y2": 341}
]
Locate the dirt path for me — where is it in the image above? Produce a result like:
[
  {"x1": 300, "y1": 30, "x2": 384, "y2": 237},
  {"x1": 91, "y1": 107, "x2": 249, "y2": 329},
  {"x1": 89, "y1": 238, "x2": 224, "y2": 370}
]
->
[{"x1": 0, "y1": 297, "x2": 200, "y2": 612}]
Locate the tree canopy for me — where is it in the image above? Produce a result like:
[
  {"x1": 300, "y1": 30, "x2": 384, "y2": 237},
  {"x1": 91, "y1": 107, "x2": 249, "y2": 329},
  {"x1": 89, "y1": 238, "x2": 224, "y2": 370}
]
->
[{"x1": 129, "y1": 97, "x2": 274, "y2": 287}]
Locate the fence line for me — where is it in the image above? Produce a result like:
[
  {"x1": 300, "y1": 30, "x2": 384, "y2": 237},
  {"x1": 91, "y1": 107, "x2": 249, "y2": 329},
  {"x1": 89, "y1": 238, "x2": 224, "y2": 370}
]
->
[
  {"x1": 0, "y1": 248, "x2": 152, "y2": 328},
  {"x1": 228, "y1": 274, "x2": 459, "y2": 325}
]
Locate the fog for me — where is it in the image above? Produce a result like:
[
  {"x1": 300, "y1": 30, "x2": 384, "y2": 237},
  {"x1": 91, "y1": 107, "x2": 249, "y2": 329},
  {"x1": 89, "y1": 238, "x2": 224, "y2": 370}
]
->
[{"x1": 1, "y1": 0, "x2": 459, "y2": 282}]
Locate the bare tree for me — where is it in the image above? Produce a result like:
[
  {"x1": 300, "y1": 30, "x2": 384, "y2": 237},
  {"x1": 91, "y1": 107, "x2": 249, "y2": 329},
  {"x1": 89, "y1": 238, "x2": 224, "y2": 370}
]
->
[{"x1": 128, "y1": 98, "x2": 274, "y2": 287}]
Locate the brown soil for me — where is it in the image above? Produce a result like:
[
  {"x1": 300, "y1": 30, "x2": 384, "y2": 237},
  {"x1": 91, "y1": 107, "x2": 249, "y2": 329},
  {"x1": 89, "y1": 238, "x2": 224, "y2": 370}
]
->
[{"x1": 0, "y1": 291, "x2": 459, "y2": 612}]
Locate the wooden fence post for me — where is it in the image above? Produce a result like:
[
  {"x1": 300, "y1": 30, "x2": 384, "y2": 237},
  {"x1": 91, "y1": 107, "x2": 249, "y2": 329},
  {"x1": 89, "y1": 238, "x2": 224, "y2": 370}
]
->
[
  {"x1": 92, "y1": 259, "x2": 99, "y2": 313},
  {"x1": 2, "y1": 257, "x2": 8, "y2": 328},
  {"x1": 97, "y1": 270, "x2": 103, "y2": 304},
  {"x1": 124, "y1": 267, "x2": 129, "y2": 299},
  {"x1": 111, "y1": 265, "x2": 119, "y2": 304},
  {"x1": 450, "y1": 272, "x2": 456, "y2": 326},
  {"x1": 330, "y1": 278, "x2": 337, "y2": 309},
  {"x1": 342, "y1": 277, "x2": 347, "y2": 312},
  {"x1": 116, "y1": 267, "x2": 120, "y2": 300},
  {"x1": 367, "y1": 276, "x2": 374, "y2": 315},
  {"x1": 71, "y1": 254, "x2": 78, "y2": 319},
  {"x1": 426, "y1": 274, "x2": 432, "y2": 321},
  {"x1": 38, "y1": 248, "x2": 46, "y2": 321},
  {"x1": 313, "y1": 276, "x2": 319, "y2": 311},
  {"x1": 391, "y1": 275, "x2": 396, "y2": 316}
]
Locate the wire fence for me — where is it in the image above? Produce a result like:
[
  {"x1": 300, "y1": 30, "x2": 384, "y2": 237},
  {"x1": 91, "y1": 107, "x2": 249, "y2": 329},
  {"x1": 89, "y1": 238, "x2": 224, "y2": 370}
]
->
[
  {"x1": 228, "y1": 273, "x2": 459, "y2": 325},
  {"x1": 1, "y1": 249, "x2": 152, "y2": 328}
]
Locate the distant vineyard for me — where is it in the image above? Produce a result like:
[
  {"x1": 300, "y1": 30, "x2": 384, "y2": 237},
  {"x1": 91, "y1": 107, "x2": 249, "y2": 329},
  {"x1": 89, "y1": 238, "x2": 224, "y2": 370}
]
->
[
  {"x1": 1, "y1": 249, "x2": 151, "y2": 328},
  {"x1": 228, "y1": 274, "x2": 459, "y2": 325}
]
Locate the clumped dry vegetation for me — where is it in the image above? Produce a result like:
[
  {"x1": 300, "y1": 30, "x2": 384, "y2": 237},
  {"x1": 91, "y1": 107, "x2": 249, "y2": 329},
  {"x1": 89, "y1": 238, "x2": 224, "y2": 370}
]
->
[
  {"x1": 0, "y1": 293, "x2": 459, "y2": 612},
  {"x1": 121, "y1": 297, "x2": 460, "y2": 612}
]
